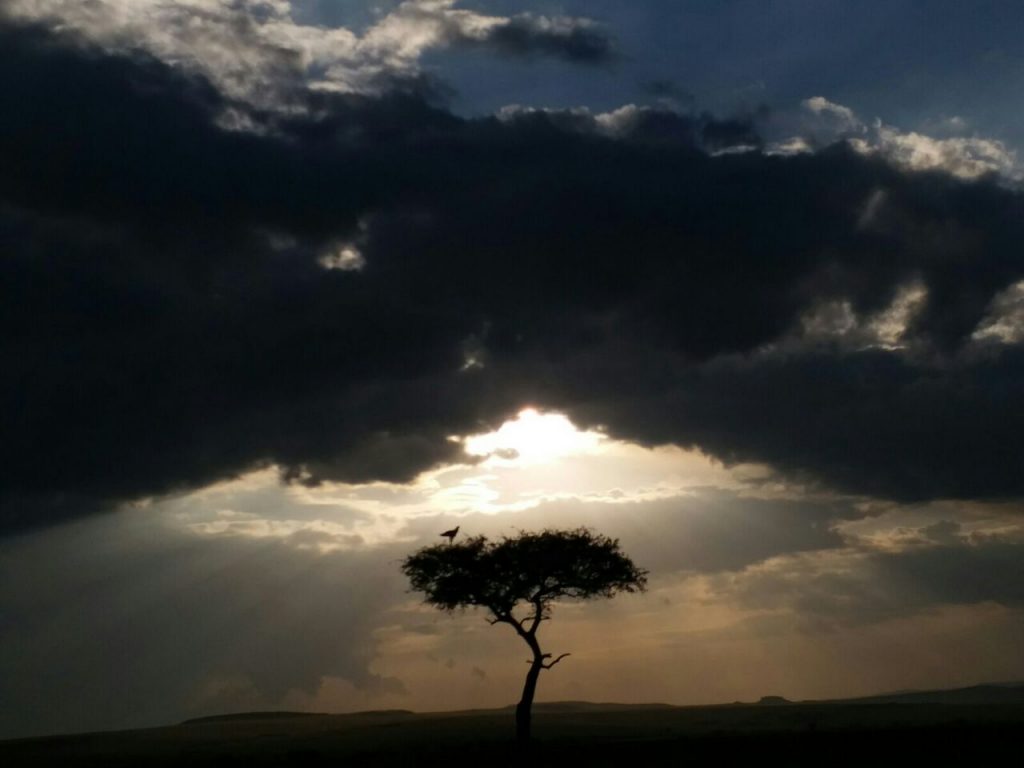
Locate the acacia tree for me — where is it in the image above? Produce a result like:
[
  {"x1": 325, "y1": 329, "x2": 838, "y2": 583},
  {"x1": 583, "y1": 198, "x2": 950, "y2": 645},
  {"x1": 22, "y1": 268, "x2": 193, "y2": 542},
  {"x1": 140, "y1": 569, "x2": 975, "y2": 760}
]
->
[{"x1": 401, "y1": 527, "x2": 647, "y2": 742}]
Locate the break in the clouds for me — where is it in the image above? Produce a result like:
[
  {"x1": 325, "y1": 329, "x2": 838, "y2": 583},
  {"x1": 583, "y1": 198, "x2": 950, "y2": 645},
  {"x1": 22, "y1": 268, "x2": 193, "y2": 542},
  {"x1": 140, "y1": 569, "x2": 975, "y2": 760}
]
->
[
  {"x1": 3, "y1": 13, "x2": 1024, "y2": 533},
  {"x1": 1, "y1": 1, "x2": 613, "y2": 107},
  {"x1": 3, "y1": 473, "x2": 1022, "y2": 737}
]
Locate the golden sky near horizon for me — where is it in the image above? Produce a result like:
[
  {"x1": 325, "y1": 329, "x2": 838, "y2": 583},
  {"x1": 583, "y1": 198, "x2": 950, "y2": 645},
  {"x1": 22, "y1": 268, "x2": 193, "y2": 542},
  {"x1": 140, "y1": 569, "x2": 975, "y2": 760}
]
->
[{"x1": 6, "y1": 408, "x2": 1010, "y2": 728}]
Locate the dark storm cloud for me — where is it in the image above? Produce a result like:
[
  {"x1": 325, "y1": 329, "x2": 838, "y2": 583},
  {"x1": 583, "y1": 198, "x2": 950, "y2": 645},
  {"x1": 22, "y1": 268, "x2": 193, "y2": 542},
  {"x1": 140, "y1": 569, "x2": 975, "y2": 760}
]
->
[
  {"x1": 564, "y1": 348, "x2": 1024, "y2": 503},
  {"x1": 3, "y1": 21, "x2": 1024, "y2": 533},
  {"x1": 476, "y1": 14, "x2": 616, "y2": 63}
]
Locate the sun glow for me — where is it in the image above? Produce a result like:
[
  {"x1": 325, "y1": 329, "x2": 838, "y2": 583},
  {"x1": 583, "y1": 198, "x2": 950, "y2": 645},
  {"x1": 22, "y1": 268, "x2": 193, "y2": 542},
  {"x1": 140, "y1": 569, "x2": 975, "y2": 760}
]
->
[{"x1": 463, "y1": 408, "x2": 604, "y2": 466}]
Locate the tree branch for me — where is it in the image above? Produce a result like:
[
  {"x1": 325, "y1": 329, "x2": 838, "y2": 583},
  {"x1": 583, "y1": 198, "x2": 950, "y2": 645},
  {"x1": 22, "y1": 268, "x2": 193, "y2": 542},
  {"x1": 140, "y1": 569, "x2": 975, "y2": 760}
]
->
[
  {"x1": 526, "y1": 599, "x2": 546, "y2": 636},
  {"x1": 487, "y1": 609, "x2": 512, "y2": 625},
  {"x1": 497, "y1": 612, "x2": 530, "y2": 641},
  {"x1": 541, "y1": 653, "x2": 571, "y2": 669}
]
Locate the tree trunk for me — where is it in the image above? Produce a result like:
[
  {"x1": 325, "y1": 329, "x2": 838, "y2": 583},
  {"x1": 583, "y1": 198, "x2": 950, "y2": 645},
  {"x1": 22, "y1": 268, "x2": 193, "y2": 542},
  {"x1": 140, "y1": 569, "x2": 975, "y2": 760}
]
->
[{"x1": 516, "y1": 657, "x2": 544, "y2": 742}]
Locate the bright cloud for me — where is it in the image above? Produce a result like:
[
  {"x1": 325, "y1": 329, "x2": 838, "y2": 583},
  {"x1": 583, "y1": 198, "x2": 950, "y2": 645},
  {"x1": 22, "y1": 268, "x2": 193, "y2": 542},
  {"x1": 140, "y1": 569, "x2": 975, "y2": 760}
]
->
[
  {"x1": 775, "y1": 96, "x2": 1021, "y2": 182},
  {"x1": 2, "y1": 0, "x2": 607, "y2": 108}
]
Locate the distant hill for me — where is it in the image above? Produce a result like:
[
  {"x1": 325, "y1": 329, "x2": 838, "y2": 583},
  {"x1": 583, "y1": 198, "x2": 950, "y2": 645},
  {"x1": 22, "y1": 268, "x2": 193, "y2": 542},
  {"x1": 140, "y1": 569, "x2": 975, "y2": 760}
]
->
[
  {"x1": 757, "y1": 695, "x2": 792, "y2": 706},
  {"x1": 821, "y1": 682, "x2": 1024, "y2": 707},
  {"x1": 505, "y1": 701, "x2": 677, "y2": 713},
  {"x1": 183, "y1": 711, "x2": 324, "y2": 725},
  {"x1": 180, "y1": 682, "x2": 1024, "y2": 726},
  {"x1": 182, "y1": 709, "x2": 415, "y2": 725}
]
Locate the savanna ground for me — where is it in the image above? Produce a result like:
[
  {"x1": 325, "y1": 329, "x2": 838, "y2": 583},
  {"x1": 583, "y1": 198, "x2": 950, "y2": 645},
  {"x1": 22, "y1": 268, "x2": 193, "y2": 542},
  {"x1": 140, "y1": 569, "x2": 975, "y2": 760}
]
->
[{"x1": 2, "y1": 701, "x2": 1022, "y2": 767}]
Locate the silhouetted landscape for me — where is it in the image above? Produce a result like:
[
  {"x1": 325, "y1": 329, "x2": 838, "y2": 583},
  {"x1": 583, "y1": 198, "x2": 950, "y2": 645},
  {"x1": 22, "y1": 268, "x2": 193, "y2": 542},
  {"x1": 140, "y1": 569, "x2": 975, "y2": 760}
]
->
[
  {"x1": 4, "y1": 684, "x2": 1023, "y2": 766},
  {"x1": 5, "y1": 2, "x2": 1024, "y2": 765}
]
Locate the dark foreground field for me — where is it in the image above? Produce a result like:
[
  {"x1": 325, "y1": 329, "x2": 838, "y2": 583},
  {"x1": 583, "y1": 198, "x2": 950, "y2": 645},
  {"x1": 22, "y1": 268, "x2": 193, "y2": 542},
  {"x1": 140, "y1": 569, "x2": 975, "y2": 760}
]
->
[{"x1": 3, "y1": 698, "x2": 1023, "y2": 767}]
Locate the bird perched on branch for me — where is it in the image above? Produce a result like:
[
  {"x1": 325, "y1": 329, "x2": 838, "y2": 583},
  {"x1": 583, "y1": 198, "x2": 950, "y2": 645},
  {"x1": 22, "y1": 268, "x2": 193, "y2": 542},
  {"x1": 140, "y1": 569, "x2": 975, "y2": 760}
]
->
[{"x1": 440, "y1": 525, "x2": 460, "y2": 543}]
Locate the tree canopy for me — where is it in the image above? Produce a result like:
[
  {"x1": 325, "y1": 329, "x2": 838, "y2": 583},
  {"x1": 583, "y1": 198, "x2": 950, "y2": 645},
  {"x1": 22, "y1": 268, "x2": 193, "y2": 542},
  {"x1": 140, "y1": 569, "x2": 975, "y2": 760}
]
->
[{"x1": 402, "y1": 527, "x2": 647, "y2": 618}]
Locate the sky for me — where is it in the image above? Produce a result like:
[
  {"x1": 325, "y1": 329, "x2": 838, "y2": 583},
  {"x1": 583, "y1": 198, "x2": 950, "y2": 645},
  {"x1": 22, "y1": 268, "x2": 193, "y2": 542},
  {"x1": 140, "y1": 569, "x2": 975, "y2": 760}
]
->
[{"x1": 2, "y1": 0, "x2": 1024, "y2": 739}]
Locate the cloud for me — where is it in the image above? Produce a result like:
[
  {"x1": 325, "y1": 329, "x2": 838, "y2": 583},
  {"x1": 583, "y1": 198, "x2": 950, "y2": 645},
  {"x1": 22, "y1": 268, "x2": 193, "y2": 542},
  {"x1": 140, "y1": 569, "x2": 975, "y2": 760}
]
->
[
  {"x1": 784, "y1": 96, "x2": 1021, "y2": 181},
  {"x1": 974, "y1": 280, "x2": 1024, "y2": 344},
  {"x1": 399, "y1": 490, "x2": 853, "y2": 577},
  {"x1": 566, "y1": 347, "x2": 1024, "y2": 503},
  {"x1": 866, "y1": 126, "x2": 1019, "y2": 181},
  {"x1": 472, "y1": 13, "x2": 615, "y2": 63},
  {"x1": 3, "y1": 22, "x2": 1024, "y2": 533},
  {"x1": 0, "y1": 513, "x2": 410, "y2": 738},
  {"x1": 1, "y1": 0, "x2": 613, "y2": 108},
  {"x1": 802, "y1": 96, "x2": 860, "y2": 133},
  {"x1": 713, "y1": 532, "x2": 1024, "y2": 628}
]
